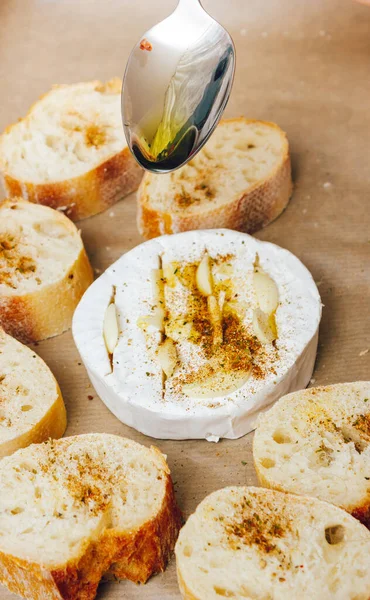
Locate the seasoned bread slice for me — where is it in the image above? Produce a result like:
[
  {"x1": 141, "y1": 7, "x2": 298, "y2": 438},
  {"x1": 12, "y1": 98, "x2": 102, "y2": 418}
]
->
[
  {"x1": 175, "y1": 486, "x2": 370, "y2": 600},
  {"x1": 0, "y1": 433, "x2": 182, "y2": 600},
  {"x1": 0, "y1": 197, "x2": 93, "y2": 343},
  {"x1": 253, "y1": 382, "x2": 370, "y2": 528},
  {"x1": 0, "y1": 79, "x2": 143, "y2": 221},
  {"x1": 137, "y1": 118, "x2": 292, "y2": 239},
  {"x1": 0, "y1": 328, "x2": 66, "y2": 458}
]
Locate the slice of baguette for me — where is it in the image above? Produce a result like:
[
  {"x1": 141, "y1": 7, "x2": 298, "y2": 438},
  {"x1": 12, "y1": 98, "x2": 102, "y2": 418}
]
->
[
  {"x1": 137, "y1": 118, "x2": 292, "y2": 240},
  {"x1": 0, "y1": 433, "x2": 182, "y2": 600},
  {"x1": 0, "y1": 197, "x2": 93, "y2": 343},
  {"x1": 0, "y1": 328, "x2": 66, "y2": 458},
  {"x1": 175, "y1": 486, "x2": 370, "y2": 600},
  {"x1": 0, "y1": 79, "x2": 143, "y2": 221},
  {"x1": 253, "y1": 382, "x2": 370, "y2": 528}
]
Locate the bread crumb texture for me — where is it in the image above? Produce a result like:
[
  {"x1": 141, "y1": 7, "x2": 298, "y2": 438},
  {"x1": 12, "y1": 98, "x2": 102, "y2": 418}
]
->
[
  {"x1": 138, "y1": 118, "x2": 292, "y2": 238},
  {"x1": 0, "y1": 198, "x2": 83, "y2": 294},
  {"x1": 253, "y1": 383, "x2": 370, "y2": 525},
  {"x1": 0, "y1": 328, "x2": 66, "y2": 451},
  {"x1": 0, "y1": 79, "x2": 143, "y2": 220},
  {"x1": 176, "y1": 486, "x2": 370, "y2": 600},
  {"x1": 0, "y1": 198, "x2": 93, "y2": 342},
  {"x1": 0, "y1": 79, "x2": 125, "y2": 182},
  {"x1": 0, "y1": 434, "x2": 181, "y2": 600}
]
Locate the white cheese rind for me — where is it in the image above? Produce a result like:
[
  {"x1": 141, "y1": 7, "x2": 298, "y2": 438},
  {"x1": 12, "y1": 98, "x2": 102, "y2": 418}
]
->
[{"x1": 72, "y1": 229, "x2": 322, "y2": 441}]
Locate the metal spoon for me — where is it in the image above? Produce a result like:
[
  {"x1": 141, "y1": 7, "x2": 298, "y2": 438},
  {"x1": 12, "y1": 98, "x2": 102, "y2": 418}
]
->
[{"x1": 122, "y1": 0, "x2": 235, "y2": 173}]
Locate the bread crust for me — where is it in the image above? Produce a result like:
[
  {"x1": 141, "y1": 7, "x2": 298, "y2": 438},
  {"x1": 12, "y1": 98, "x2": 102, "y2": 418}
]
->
[
  {"x1": 0, "y1": 475, "x2": 181, "y2": 600},
  {"x1": 257, "y1": 462, "x2": 370, "y2": 531},
  {"x1": 351, "y1": 503, "x2": 370, "y2": 530},
  {"x1": 0, "y1": 80, "x2": 143, "y2": 222},
  {"x1": 0, "y1": 384, "x2": 67, "y2": 459},
  {"x1": 254, "y1": 472, "x2": 370, "y2": 529},
  {"x1": 0, "y1": 243, "x2": 93, "y2": 343},
  {"x1": 137, "y1": 118, "x2": 293, "y2": 240},
  {"x1": 108, "y1": 476, "x2": 182, "y2": 583},
  {"x1": 1, "y1": 147, "x2": 143, "y2": 222}
]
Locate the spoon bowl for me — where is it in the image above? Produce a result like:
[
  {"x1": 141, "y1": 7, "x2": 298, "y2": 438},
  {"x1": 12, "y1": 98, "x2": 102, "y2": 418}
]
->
[{"x1": 122, "y1": 0, "x2": 235, "y2": 173}]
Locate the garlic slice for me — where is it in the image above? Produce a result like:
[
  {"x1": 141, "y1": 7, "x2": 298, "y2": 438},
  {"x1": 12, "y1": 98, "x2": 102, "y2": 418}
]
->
[
  {"x1": 182, "y1": 369, "x2": 251, "y2": 398},
  {"x1": 163, "y1": 263, "x2": 178, "y2": 288},
  {"x1": 103, "y1": 303, "x2": 119, "y2": 354},
  {"x1": 218, "y1": 290, "x2": 226, "y2": 312},
  {"x1": 196, "y1": 254, "x2": 213, "y2": 296},
  {"x1": 252, "y1": 308, "x2": 277, "y2": 344},
  {"x1": 207, "y1": 295, "x2": 223, "y2": 346},
  {"x1": 253, "y1": 270, "x2": 279, "y2": 315},
  {"x1": 165, "y1": 317, "x2": 193, "y2": 342},
  {"x1": 157, "y1": 338, "x2": 178, "y2": 377},
  {"x1": 151, "y1": 268, "x2": 164, "y2": 305},
  {"x1": 137, "y1": 307, "x2": 165, "y2": 332}
]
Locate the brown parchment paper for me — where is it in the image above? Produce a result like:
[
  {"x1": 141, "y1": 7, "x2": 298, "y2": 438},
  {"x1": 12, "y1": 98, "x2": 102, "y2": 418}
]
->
[{"x1": 0, "y1": 0, "x2": 370, "y2": 598}]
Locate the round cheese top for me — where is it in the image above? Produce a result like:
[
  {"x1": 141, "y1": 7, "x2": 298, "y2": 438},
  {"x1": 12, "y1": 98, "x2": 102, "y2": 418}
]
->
[{"x1": 73, "y1": 229, "x2": 321, "y2": 440}]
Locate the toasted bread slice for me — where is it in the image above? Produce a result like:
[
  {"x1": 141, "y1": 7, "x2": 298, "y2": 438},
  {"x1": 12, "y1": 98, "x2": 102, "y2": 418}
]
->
[
  {"x1": 0, "y1": 197, "x2": 93, "y2": 342},
  {"x1": 137, "y1": 118, "x2": 292, "y2": 240},
  {"x1": 0, "y1": 328, "x2": 66, "y2": 458},
  {"x1": 0, "y1": 433, "x2": 182, "y2": 600},
  {"x1": 0, "y1": 79, "x2": 143, "y2": 221},
  {"x1": 175, "y1": 486, "x2": 370, "y2": 600},
  {"x1": 253, "y1": 382, "x2": 370, "y2": 528}
]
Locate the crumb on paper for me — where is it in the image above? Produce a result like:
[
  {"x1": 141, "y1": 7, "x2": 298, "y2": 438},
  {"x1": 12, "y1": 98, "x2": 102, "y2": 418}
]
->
[
  {"x1": 140, "y1": 38, "x2": 153, "y2": 51},
  {"x1": 94, "y1": 267, "x2": 102, "y2": 275},
  {"x1": 88, "y1": 395, "x2": 94, "y2": 400},
  {"x1": 57, "y1": 203, "x2": 76, "y2": 213},
  {"x1": 318, "y1": 30, "x2": 331, "y2": 40},
  {"x1": 109, "y1": 211, "x2": 115, "y2": 217},
  {"x1": 310, "y1": 378, "x2": 316, "y2": 385},
  {"x1": 206, "y1": 434, "x2": 220, "y2": 443},
  {"x1": 359, "y1": 349, "x2": 369, "y2": 357},
  {"x1": 323, "y1": 182, "x2": 332, "y2": 189}
]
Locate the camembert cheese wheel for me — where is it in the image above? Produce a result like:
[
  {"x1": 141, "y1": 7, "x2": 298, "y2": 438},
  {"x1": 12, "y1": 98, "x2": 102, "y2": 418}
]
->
[{"x1": 73, "y1": 229, "x2": 321, "y2": 440}]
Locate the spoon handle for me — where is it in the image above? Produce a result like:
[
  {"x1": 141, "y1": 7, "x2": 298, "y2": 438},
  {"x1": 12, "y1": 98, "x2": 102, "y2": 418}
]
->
[
  {"x1": 177, "y1": 0, "x2": 205, "y2": 18},
  {"x1": 178, "y1": 0, "x2": 202, "y2": 6}
]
